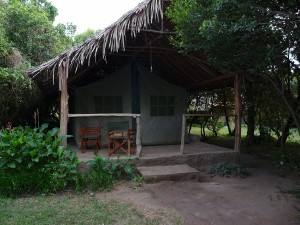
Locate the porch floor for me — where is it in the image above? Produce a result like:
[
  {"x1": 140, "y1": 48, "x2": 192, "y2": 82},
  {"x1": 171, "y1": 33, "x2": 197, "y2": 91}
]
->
[{"x1": 70, "y1": 140, "x2": 237, "y2": 165}]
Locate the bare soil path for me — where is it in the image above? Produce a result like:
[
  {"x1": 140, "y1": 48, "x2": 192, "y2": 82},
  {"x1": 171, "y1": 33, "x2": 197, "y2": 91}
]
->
[{"x1": 98, "y1": 154, "x2": 300, "y2": 225}]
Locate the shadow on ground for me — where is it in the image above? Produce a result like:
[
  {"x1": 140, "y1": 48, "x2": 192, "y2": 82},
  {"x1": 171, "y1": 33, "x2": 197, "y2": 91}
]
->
[{"x1": 98, "y1": 153, "x2": 300, "y2": 225}]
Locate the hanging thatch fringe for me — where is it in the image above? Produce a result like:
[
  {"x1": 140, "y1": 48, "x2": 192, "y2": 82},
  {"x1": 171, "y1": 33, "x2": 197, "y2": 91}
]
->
[{"x1": 27, "y1": 0, "x2": 163, "y2": 83}]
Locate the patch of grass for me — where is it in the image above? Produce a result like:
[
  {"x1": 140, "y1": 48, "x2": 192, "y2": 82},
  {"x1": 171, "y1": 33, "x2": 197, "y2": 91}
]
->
[
  {"x1": 208, "y1": 162, "x2": 249, "y2": 178},
  {"x1": 0, "y1": 194, "x2": 183, "y2": 225},
  {"x1": 130, "y1": 175, "x2": 144, "y2": 190},
  {"x1": 190, "y1": 124, "x2": 248, "y2": 138},
  {"x1": 279, "y1": 188, "x2": 300, "y2": 199}
]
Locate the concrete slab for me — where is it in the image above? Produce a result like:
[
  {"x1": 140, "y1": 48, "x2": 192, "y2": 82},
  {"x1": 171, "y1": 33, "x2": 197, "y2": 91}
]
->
[{"x1": 137, "y1": 164, "x2": 200, "y2": 183}]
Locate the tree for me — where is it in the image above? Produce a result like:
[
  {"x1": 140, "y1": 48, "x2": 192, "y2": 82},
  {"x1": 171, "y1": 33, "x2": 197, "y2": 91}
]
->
[
  {"x1": 167, "y1": 0, "x2": 300, "y2": 136},
  {"x1": 0, "y1": 67, "x2": 41, "y2": 127},
  {"x1": 1, "y1": 0, "x2": 76, "y2": 66},
  {"x1": 74, "y1": 29, "x2": 97, "y2": 45},
  {"x1": 0, "y1": 0, "x2": 77, "y2": 126}
]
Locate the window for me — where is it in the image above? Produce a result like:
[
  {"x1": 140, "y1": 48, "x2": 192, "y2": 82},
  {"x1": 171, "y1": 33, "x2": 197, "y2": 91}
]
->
[
  {"x1": 94, "y1": 96, "x2": 123, "y2": 113},
  {"x1": 150, "y1": 95, "x2": 175, "y2": 116}
]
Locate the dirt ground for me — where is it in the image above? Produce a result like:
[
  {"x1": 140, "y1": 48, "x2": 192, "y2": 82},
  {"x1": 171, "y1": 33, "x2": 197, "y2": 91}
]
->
[{"x1": 98, "y1": 154, "x2": 300, "y2": 225}]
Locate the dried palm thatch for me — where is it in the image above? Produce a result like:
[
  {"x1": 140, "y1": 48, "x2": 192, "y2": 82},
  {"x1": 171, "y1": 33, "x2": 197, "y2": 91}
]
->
[{"x1": 27, "y1": 0, "x2": 163, "y2": 81}]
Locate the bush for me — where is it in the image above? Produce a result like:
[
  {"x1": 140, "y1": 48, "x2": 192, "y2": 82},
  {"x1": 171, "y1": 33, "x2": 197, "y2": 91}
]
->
[
  {"x1": 85, "y1": 155, "x2": 139, "y2": 191},
  {"x1": 86, "y1": 155, "x2": 115, "y2": 191},
  {"x1": 271, "y1": 148, "x2": 300, "y2": 175},
  {"x1": 208, "y1": 162, "x2": 249, "y2": 178},
  {"x1": 0, "y1": 67, "x2": 42, "y2": 127},
  {"x1": 0, "y1": 124, "x2": 79, "y2": 197},
  {"x1": 280, "y1": 188, "x2": 300, "y2": 199},
  {"x1": 0, "y1": 124, "x2": 140, "y2": 196}
]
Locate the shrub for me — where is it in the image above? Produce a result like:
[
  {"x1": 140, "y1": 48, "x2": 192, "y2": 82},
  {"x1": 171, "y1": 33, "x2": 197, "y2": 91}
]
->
[
  {"x1": 110, "y1": 155, "x2": 139, "y2": 179},
  {"x1": 0, "y1": 124, "x2": 140, "y2": 196},
  {"x1": 280, "y1": 188, "x2": 300, "y2": 199},
  {"x1": 208, "y1": 162, "x2": 249, "y2": 178},
  {"x1": 271, "y1": 148, "x2": 300, "y2": 175},
  {"x1": 86, "y1": 155, "x2": 139, "y2": 191},
  {"x1": 0, "y1": 124, "x2": 79, "y2": 197},
  {"x1": 87, "y1": 155, "x2": 115, "y2": 191}
]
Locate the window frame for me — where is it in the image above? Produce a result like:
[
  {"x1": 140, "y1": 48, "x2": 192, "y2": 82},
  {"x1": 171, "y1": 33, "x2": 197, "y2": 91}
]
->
[
  {"x1": 150, "y1": 95, "x2": 175, "y2": 117},
  {"x1": 94, "y1": 96, "x2": 123, "y2": 113}
]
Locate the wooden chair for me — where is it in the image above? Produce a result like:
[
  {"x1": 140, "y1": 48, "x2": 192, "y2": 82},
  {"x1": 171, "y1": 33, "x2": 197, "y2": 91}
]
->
[
  {"x1": 107, "y1": 121, "x2": 136, "y2": 156},
  {"x1": 80, "y1": 127, "x2": 101, "y2": 153}
]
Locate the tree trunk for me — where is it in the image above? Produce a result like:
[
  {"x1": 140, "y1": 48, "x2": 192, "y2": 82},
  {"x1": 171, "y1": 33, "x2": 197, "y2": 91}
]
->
[
  {"x1": 269, "y1": 76, "x2": 300, "y2": 135},
  {"x1": 222, "y1": 90, "x2": 233, "y2": 135},
  {"x1": 188, "y1": 116, "x2": 197, "y2": 134},
  {"x1": 245, "y1": 80, "x2": 255, "y2": 145},
  {"x1": 276, "y1": 116, "x2": 294, "y2": 148},
  {"x1": 58, "y1": 60, "x2": 69, "y2": 148},
  {"x1": 234, "y1": 75, "x2": 242, "y2": 152}
]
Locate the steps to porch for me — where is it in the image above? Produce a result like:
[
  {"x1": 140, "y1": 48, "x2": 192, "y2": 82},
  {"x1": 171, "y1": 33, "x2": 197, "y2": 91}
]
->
[{"x1": 137, "y1": 164, "x2": 200, "y2": 183}]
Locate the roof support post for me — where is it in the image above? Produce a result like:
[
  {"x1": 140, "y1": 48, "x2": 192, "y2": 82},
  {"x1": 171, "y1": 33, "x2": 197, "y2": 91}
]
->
[
  {"x1": 136, "y1": 115, "x2": 142, "y2": 157},
  {"x1": 180, "y1": 114, "x2": 186, "y2": 154},
  {"x1": 234, "y1": 74, "x2": 242, "y2": 152},
  {"x1": 58, "y1": 60, "x2": 69, "y2": 148}
]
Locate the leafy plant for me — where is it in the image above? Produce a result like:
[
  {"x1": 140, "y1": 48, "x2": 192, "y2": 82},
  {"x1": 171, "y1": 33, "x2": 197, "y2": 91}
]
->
[
  {"x1": 110, "y1": 154, "x2": 139, "y2": 179},
  {"x1": 130, "y1": 175, "x2": 144, "y2": 190},
  {"x1": 208, "y1": 162, "x2": 249, "y2": 178},
  {"x1": 0, "y1": 124, "x2": 79, "y2": 197},
  {"x1": 86, "y1": 154, "x2": 139, "y2": 191},
  {"x1": 86, "y1": 155, "x2": 115, "y2": 191}
]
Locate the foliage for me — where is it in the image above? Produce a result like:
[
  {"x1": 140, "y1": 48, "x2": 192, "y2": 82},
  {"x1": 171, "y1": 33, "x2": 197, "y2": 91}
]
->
[
  {"x1": 0, "y1": 0, "x2": 75, "y2": 65},
  {"x1": 54, "y1": 23, "x2": 77, "y2": 54},
  {"x1": 187, "y1": 88, "x2": 233, "y2": 139},
  {"x1": 271, "y1": 148, "x2": 300, "y2": 176},
  {"x1": 110, "y1": 155, "x2": 139, "y2": 179},
  {"x1": 130, "y1": 175, "x2": 144, "y2": 190},
  {"x1": 86, "y1": 155, "x2": 115, "y2": 191},
  {"x1": 167, "y1": 0, "x2": 300, "y2": 135},
  {"x1": 167, "y1": 0, "x2": 298, "y2": 72},
  {"x1": 73, "y1": 28, "x2": 97, "y2": 45},
  {"x1": 0, "y1": 67, "x2": 42, "y2": 127},
  {"x1": 0, "y1": 124, "x2": 79, "y2": 197},
  {"x1": 0, "y1": 0, "x2": 80, "y2": 127},
  {"x1": 86, "y1": 155, "x2": 139, "y2": 191},
  {"x1": 280, "y1": 188, "x2": 300, "y2": 199},
  {"x1": 0, "y1": 124, "x2": 140, "y2": 196},
  {"x1": 208, "y1": 162, "x2": 249, "y2": 177},
  {"x1": 207, "y1": 120, "x2": 224, "y2": 137}
]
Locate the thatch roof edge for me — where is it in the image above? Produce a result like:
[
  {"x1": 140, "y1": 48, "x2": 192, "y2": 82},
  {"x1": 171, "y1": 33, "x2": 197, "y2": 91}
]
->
[{"x1": 27, "y1": 0, "x2": 163, "y2": 79}]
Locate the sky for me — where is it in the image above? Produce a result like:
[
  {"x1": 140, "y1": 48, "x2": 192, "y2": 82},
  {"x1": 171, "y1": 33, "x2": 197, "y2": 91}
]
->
[{"x1": 50, "y1": 0, "x2": 144, "y2": 34}]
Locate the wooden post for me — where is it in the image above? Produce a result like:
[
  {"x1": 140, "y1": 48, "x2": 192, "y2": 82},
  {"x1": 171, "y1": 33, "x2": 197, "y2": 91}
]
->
[
  {"x1": 234, "y1": 74, "x2": 242, "y2": 152},
  {"x1": 135, "y1": 115, "x2": 142, "y2": 157},
  {"x1": 59, "y1": 61, "x2": 69, "y2": 148},
  {"x1": 180, "y1": 114, "x2": 186, "y2": 154}
]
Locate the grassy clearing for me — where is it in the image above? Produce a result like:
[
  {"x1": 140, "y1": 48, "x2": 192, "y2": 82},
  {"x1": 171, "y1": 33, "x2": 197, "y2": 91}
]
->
[
  {"x1": 190, "y1": 123, "x2": 300, "y2": 177},
  {"x1": 0, "y1": 193, "x2": 183, "y2": 225},
  {"x1": 190, "y1": 124, "x2": 300, "y2": 144}
]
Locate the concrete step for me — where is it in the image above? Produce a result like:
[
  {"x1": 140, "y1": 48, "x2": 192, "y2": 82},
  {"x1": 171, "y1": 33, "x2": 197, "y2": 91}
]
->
[{"x1": 137, "y1": 164, "x2": 200, "y2": 183}]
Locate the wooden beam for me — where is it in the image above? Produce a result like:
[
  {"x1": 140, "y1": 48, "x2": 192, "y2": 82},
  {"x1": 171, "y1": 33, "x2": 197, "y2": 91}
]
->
[
  {"x1": 234, "y1": 74, "x2": 242, "y2": 152},
  {"x1": 180, "y1": 114, "x2": 187, "y2": 154},
  {"x1": 58, "y1": 60, "x2": 69, "y2": 148},
  {"x1": 141, "y1": 29, "x2": 176, "y2": 35},
  {"x1": 190, "y1": 74, "x2": 235, "y2": 89},
  {"x1": 136, "y1": 116, "x2": 142, "y2": 157},
  {"x1": 68, "y1": 113, "x2": 141, "y2": 117},
  {"x1": 184, "y1": 114, "x2": 234, "y2": 117}
]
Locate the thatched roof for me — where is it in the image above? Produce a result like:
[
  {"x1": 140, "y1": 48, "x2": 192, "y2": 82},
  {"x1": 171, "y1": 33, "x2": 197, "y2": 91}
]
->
[{"x1": 27, "y1": 0, "x2": 232, "y2": 97}]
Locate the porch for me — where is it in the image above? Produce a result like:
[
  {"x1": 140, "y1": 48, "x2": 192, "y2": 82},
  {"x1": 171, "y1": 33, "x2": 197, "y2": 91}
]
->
[{"x1": 70, "y1": 140, "x2": 239, "y2": 171}]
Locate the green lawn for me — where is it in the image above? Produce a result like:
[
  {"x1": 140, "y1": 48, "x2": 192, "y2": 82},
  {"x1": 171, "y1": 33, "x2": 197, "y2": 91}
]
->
[
  {"x1": 0, "y1": 193, "x2": 183, "y2": 225},
  {"x1": 190, "y1": 124, "x2": 300, "y2": 144}
]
